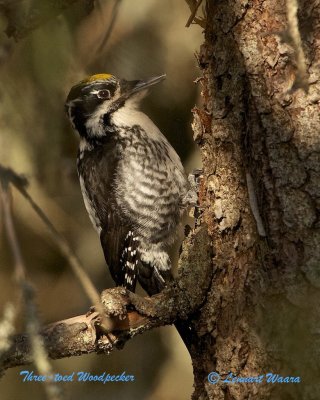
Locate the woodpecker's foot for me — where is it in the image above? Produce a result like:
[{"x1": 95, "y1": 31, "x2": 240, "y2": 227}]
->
[
  {"x1": 153, "y1": 266, "x2": 166, "y2": 286},
  {"x1": 101, "y1": 287, "x2": 130, "y2": 320},
  {"x1": 128, "y1": 291, "x2": 161, "y2": 318}
]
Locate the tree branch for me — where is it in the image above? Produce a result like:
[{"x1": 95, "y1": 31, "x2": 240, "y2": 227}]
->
[
  {"x1": 0, "y1": 164, "x2": 110, "y2": 332},
  {"x1": 1, "y1": 0, "x2": 94, "y2": 41},
  {"x1": 0, "y1": 169, "x2": 63, "y2": 399},
  {"x1": 185, "y1": 0, "x2": 205, "y2": 28},
  {"x1": 1, "y1": 268, "x2": 209, "y2": 371},
  {"x1": 96, "y1": 0, "x2": 122, "y2": 52}
]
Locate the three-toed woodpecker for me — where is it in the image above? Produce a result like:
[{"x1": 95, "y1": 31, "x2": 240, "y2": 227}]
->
[{"x1": 65, "y1": 73, "x2": 195, "y2": 296}]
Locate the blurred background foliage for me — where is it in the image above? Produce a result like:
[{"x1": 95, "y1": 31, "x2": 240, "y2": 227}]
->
[{"x1": 0, "y1": 0, "x2": 202, "y2": 399}]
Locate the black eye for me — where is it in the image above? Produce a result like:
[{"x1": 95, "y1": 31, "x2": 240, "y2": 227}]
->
[{"x1": 97, "y1": 89, "x2": 111, "y2": 99}]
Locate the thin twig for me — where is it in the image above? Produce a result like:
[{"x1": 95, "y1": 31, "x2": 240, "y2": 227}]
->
[
  {"x1": 286, "y1": 0, "x2": 309, "y2": 93},
  {"x1": 4, "y1": 0, "x2": 92, "y2": 40},
  {"x1": 186, "y1": 0, "x2": 203, "y2": 27},
  {"x1": 0, "y1": 184, "x2": 25, "y2": 282},
  {"x1": 0, "y1": 182, "x2": 63, "y2": 400},
  {"x1": 97, "y1": 0, "x2": 122, "y2": 53},
  {"x1": 19, "y1": 187, "x2": 102, "y2": 306},
  {"x1": 0, "y1": 164, "x2": 113, "y2": 332}
]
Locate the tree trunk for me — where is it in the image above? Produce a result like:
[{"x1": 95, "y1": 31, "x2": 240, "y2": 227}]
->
[{"x1": 190, "y1": 0, "x2": 320, "y2": 399}]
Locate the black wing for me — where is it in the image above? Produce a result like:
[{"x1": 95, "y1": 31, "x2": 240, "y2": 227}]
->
[
  {"x1": 77, "y1": 138, "x2": 138, "y2": 289},
  {"x1": 100, "y1": 219, "x2": 139, "y2": 291}
]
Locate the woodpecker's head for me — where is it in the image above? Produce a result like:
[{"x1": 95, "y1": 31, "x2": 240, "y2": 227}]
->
[{"x1": 65, "y1": 73, "x2": 166, "y2": 138}]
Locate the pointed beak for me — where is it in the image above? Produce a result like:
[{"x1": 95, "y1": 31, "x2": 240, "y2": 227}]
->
[
  {"x1": 131, "y1": 74, "x2": 166, "y2": 93},
  {"x1": 120, "y1": 74, "x2": 166, "y2": 98}
]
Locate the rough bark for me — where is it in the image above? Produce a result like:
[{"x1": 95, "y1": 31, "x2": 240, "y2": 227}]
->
[{"x1": 190, "y1": 0, "x2": 320, "y2": 399}]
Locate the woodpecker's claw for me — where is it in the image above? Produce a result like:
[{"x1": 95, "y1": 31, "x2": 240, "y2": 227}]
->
[{"x1": 153, "y1": 266, "x2": 166, "y2": 286}]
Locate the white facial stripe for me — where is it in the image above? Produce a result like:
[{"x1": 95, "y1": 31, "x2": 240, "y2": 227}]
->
[{"x1": 85, "y1": 86, "x2": 121, "y2": 138}]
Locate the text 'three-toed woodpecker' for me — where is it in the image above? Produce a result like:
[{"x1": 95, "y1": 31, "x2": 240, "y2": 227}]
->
[{"x1": 65, "y1": 73, "x2": 196, "y2": 296}]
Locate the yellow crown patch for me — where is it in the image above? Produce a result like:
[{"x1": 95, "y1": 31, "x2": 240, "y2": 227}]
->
[{"x1": 81, "y1": 73, "x2": 114, "y2": 84}]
